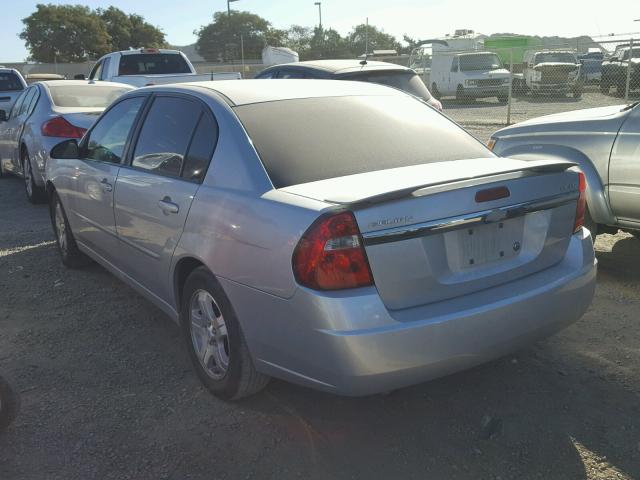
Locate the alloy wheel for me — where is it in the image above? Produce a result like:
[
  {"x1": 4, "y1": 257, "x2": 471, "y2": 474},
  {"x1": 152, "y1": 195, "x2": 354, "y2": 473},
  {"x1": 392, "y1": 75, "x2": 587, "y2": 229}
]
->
[
  {"x1": 189, "y1": 290, "x2": 230, "y2": 380},
  {"x1": 55, "y1": 201, "x2": 67, "y2": 254},
  {"x1": 23, "y1": 158, "x2": 33, "y2": 198}
]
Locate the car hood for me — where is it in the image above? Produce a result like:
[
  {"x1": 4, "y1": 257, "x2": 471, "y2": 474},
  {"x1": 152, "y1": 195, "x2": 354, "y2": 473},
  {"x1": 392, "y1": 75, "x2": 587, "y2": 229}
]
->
[{"x1": 495, "y1": 104, "x2": 630, "y2": 137}]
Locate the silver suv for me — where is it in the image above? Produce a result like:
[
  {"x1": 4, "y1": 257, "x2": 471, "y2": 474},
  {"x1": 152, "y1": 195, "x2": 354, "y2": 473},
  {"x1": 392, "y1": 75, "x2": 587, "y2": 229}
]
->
[{"x1": 490, "y1": 102, "x2": 640, "y2": 238}]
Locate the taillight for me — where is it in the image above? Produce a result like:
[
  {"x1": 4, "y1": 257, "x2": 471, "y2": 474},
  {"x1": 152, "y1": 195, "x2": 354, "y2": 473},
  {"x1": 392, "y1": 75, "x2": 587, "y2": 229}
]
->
[
  {"x1": 487, "y1": 138, "x2": 497, "y2": 151},
  {"x1": 292, "y1": 211, "x2": 374, "y2": 290},
  {"x1": 41, "y1": 117, "x2": 87, "y2": 139},
  {"x1": 574, "y1": 171, "x2": 587, "y2": 233}
]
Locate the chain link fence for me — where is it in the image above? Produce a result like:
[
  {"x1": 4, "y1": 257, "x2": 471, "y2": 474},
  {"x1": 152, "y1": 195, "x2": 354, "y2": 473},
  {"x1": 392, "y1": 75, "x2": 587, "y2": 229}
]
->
[{"x1": 411, "y1": 35, "x2": 640, "y2": 130}]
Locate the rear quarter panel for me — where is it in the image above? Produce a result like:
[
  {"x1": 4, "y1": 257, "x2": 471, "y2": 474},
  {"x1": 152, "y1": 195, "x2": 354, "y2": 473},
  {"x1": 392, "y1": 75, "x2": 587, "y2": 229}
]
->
[{"x1": 493, "y1": 121, "x2": 621, "y2": 225}]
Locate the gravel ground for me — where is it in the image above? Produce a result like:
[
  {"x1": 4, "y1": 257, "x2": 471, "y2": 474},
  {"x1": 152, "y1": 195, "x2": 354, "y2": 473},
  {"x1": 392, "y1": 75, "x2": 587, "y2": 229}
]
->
[{"x1": 1, "y1": 152, "x2": 640, "y2": 479}]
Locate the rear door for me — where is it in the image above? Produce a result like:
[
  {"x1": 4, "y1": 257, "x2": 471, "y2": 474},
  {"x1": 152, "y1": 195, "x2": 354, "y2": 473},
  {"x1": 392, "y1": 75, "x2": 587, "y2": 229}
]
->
[
  {"x1": 0, "y1": 88, "x2": 29, "y2": 172},
  {"x1": 66, "y1": 95, "x2": 146, "y2": 260},
  {"x1": 114, "y1": 95, "x2": 217, "y2": 299}
]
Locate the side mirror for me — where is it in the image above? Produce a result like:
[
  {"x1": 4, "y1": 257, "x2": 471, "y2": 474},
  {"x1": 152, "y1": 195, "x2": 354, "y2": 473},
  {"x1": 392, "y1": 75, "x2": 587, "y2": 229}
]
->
[
  {"x1": 0, "y1": 110, "x2": 7, "y2": 122},
  {"x1": 50, "y1": 139, "x2": 79, "y2": 159},
  {"x1": 74, "y1": 74, "x2": 86, "y2": 80}
]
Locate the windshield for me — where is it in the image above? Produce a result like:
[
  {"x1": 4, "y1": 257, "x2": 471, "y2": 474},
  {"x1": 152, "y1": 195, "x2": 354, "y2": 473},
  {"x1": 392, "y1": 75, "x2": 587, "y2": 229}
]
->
[
  {"x1": 118, "y1": 53, "x2": 192, "y2": 75},
  {"x1": 621, "y1": 48, "x2": 640, "y2": 60},
  {"x1": 459, "y1": 54, "x2": 503, "y2": 71},
  {"x1": 534, "y1": 52, "x2": 577, "y2": 64},
  {"x1": 346, "y1": 71, "x2": 433, "y2": 101},
  {"x1": 0, "y1": 72, "x2": 24, "y2": 91},
  {"x1": 235, "y1": 95, "x2": 489, "y2": 188},
  {"x1": 49, "y1": 85, "x2": 132, "y2": 108}
]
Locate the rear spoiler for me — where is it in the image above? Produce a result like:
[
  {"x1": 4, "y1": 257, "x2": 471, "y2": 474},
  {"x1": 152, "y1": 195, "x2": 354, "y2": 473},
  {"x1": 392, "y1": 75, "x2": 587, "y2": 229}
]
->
[{"x1": 327, "y1": 159, "x2": 577, "y2": 207}]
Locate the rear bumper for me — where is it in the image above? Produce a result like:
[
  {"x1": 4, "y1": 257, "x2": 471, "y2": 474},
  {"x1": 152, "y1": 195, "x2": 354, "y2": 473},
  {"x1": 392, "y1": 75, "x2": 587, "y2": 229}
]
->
[
  {"x1": 222, "y1": 230, "x2": 596, "y2": 396},
  {"x1": 530, "y1": 82, "x2": 579, "y2": 92}
]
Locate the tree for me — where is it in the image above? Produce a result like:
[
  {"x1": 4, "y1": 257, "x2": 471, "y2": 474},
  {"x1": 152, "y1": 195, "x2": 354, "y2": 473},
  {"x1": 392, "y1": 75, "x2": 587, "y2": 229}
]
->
[
  {"x1": 309, "y1": 28, "x2": 353, "y2": 60},
  {"x1": 348, "y1": 24, "x2": 401, "y2": 56},
  {"x1": 196, "y1": 11, "x2": 281, "y2": 62},
  {"x1": 20, "y1": 4, "x2": 111, "y2": 62},
  {"x1": 98, "y1": 7, "x2": 166, "y2": 51},
  {"x1": 284, "y1": 25, "x2": 313, "y2": 59}
]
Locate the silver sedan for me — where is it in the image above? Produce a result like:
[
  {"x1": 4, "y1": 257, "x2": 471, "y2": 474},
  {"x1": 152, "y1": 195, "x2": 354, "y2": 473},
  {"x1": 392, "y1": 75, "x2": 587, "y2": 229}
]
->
[
  {"x1": 45, "y1": 80, "x2": 596, "y2": 399},
  {"x1": 0, "y1": 80, "x2": 133, "y2": 203}
]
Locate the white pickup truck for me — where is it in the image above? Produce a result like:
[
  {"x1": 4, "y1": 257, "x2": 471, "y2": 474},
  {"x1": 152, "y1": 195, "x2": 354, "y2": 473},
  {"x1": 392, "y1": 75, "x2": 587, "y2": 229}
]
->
[{"x1": 76, "y1": 48, "x2": 240, "y2": 87}]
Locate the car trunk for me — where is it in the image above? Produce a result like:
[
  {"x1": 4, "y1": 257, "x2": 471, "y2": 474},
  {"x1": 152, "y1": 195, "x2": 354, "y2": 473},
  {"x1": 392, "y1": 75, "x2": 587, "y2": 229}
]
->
[
  {"x1": 282, "y1": 158, "x2": 580, "y2": 310},
  {"x1": 54, "y1": 109, "x2": 102, "y2": 130}
]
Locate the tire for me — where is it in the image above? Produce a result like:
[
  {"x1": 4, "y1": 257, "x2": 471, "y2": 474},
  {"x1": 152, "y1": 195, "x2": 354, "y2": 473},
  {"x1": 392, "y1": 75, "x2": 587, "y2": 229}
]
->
[
  {"x1": 431, "y1": 83, "x2": 441, "y2": 100},
  {"x1": 632, "y1": 232, "x2": 640, "y2": 241},
  {"x1": 456, "y1": 85, "x2": 467, "y2": 101},
  {"x1": 600, "y1": 80, "x2": 610, "y2": 95},
  {"x1": 0, "y1": 376, "x2": 20, "y2": 431},
  {"x1": 181, "y1": 267, "x2": 270, "y2": 400},
  {"x1": 573, "y1": 82, "x2": 583, "y2": 99},
  {"x1": 50, "y1": 191, "x2": 91, "y2": 268},
  {"x1": 22, "y1": 148, "x2": 46, "y2": 204},
  {"x1": 616, "y1": 77, "x2": 627, "y2": 97},
  {"x1": 497, "y1": 95, "x2": 508, "y2": 103}
]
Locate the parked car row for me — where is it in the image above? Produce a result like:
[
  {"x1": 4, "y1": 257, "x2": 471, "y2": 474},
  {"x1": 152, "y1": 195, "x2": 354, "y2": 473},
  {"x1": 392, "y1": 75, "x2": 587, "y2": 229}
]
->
[{"x1": 9, "y1": 48, "x2": 640, "y2": 401}]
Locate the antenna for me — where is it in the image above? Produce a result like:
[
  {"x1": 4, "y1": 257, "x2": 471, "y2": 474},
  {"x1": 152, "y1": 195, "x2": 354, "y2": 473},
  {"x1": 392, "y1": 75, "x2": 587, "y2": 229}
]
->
[{"x1": 360, "y1": 17, "x2": 369, "y2": 66}]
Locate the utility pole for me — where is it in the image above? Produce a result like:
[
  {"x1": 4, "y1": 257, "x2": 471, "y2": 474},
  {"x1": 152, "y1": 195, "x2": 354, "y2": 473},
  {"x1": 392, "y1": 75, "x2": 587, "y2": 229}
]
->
[{"x1": 314, "y1": 2, "x2": 322, "y2": 30}]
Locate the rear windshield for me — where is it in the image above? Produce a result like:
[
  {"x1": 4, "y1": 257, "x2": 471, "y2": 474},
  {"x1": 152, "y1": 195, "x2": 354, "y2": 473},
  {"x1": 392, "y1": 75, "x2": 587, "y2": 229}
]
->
[
  {"x1": 621, "y1": 48, "x2": 640, "y2": 60},
  {"x1": 345, "y1": 71, "x2": 433, "y2": 101},
  {"x1": 49, "y1": 85, "x2": 131, "y2": 108},
  {"x1": 0, "y1": 73, "x2": 24, "y2": 91},
  {"x1": 235, "y1": 95, "x2": 490, "y2": 188},
  {"x1": 459, "y1": 54, "x2": 503, "y2": 71},
  {"x1": 534, "y1": 52, "x2": 577, "y2": 64},
  {"x1": 118, "y1": 53, "x2": 191, "y2": 75}
]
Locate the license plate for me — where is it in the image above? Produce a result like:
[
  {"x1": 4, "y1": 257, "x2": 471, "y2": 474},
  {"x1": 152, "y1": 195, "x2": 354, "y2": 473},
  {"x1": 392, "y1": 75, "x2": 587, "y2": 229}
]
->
[{"x1": 444, "y1": 217, "x2": 525, "y2": 270}]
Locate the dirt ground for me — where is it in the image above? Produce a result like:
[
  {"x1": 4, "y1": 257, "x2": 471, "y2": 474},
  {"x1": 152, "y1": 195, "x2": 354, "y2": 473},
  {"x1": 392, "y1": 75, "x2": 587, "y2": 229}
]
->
[{"x1": 1, "y1": 170, "x2": 639, "y2": 480}]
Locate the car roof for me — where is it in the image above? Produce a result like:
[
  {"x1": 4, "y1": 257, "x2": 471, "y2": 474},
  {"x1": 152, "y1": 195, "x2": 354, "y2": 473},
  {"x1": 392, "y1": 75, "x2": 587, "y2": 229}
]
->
[
  {"x1": 264, "y1": 59, "x2": 411, "y2": 75},
  {"x1": 0, "y1": 67, "x2": 22, "y2": 74},
  {"x1": 150, "y1": 79, "x2": 407, "y2": 106}
]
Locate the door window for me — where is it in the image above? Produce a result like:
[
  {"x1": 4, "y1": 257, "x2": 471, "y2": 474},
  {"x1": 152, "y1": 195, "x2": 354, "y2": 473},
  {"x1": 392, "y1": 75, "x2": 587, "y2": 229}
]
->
[
  {"x1": 89, "y1": 60, "x2": 103, "y2": 80},
  {"x1": 182, "y1": 112, "x2": 218, "y2": 182},
  {"x1": 278, "y1": 70, "x2": 307, "y2": 79},
  {"x1": 451, "y1": 58, "x2": 459, "y2": 72},
  {"x1": 100, "y1": 58, "x2": 111, "y2": 80},
  {"x1": 84, "y1": 97, "x2": 145, "y2": 164},
  {"x1": 17, "y1": 88, "x2": 36, "y2": 116},
  {"x1": 8, "y1": 90, "x2": 29, "y2": 119},
  {"x1": 131, "y1": 97, "x2": 201, "y2": 177}
]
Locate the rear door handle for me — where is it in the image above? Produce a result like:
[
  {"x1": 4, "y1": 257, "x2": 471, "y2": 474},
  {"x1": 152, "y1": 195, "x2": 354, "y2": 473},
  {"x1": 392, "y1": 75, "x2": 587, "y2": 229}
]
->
[
  {"x1": 158, "y1": 197, "x2": 179, "y2": 214},
  {"x1": 100, "y1": 178, "x2": 113, "y2": 192}
]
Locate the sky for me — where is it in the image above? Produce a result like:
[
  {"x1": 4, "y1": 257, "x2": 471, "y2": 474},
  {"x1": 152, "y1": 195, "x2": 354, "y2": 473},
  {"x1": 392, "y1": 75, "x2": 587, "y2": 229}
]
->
[{"x1": 1, "y1": 0, "x2": 639, "y2": 61}]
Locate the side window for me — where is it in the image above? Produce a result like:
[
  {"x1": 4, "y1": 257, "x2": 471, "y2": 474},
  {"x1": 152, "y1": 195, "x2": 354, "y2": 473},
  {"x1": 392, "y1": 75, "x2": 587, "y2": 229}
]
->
[
  {"x1": 89, "y1": 60, "x2": 103, "y2": 81},
  {"x1": 278, "y1": 70, "x2": 307, "y2": 79},
  {"x1": 183, "y1": 112, "x2": 218, "y2": 182},
  {"x1": 451, "y1": 58, "x2": 459, "y2": 73},
  {"x1": 85, "y1": 97, "x2": 145, "y2": 164},
  {"x1": 8, "y1": 90, "x2": 29, "y2": 119},
  {"x1": 131, "y1": 97, "x2": 201, "y2": 177},
  {"x1": 100, "y1": 58, "x2": 111, "y2": 80},
  {"x1": 17, "y1": 88, "x2": 36, "y2": 116},
  {"x1": 257, "y1": 71, "x2": 276, "y2": 79},
  {"x1": 26, "y1": 87, "x2": 40, "y2": 115}
]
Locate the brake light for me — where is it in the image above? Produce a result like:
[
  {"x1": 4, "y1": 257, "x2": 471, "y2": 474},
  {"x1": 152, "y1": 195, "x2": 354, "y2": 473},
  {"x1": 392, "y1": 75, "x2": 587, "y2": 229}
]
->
[
  {"x1": 574, "y1": 171, "x2": 587, "y2": 233},
  {"x1": 41, "y1": 117, "x2": 86, "y2": 139},
  {"x1": 487, "y1": 138, "x2": 497, "y2": 151},
  {"x1": 141, "y1": 48, "x2": 159, "y2": 54},
  {"x1": 292, "y1": 211, "x2": 374, "y2": 290}
]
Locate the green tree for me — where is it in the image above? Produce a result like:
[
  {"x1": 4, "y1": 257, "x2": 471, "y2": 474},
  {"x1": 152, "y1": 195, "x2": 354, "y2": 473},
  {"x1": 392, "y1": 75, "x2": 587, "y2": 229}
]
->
[
  {"x1": 309, "y1": 28, "x2": 353, "y2": 60},
  {"x1": 20, "y1": 4, "x2": 111, "y2": 62},
  {"x1": 196, "y1": 11, "x2": 281, "y2": 62},
  {"x1": 348, "y1": 24, "x2": 401, "y2": 56},
  {"x1": 285, "y1": 25, "x2": 313, "y2": 59},
  {"x1": 98, "y1": 7, "x2": 166, "y2": 51}
]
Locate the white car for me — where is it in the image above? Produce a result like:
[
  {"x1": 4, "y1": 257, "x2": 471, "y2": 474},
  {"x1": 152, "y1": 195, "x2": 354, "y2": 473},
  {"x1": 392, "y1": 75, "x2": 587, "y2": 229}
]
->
[
  {"x1": 0, "y1": 80, "x2": 133, "y2": 203},
  {"x1": 0, "y1": 68, "x2": 27, "y2": 113},
  {"x1": 78, "y1": 48, "x2": 240, "y2": 88}
]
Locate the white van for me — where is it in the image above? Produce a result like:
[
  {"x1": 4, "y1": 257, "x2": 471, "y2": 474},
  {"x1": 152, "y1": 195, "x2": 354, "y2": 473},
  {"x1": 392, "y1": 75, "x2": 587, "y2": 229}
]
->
[{"x1": 430, "y1": 51, "x2": 510, "y2": 101}]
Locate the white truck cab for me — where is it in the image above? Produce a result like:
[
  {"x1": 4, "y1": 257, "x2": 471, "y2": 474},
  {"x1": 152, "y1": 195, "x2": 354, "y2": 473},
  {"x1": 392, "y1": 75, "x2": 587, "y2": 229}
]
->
[
  {"x1": 430, "y1": 51, "x2": 510, "y2": 101},
  {"x1": 80, "y1": 48, "x2": 240, "y2": 87}
]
